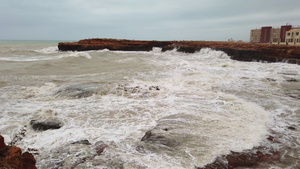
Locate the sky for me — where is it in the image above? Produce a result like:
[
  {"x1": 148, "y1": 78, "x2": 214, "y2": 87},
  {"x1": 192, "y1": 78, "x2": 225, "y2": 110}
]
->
[{"x1": 0, "y1": 0, "x2": 299, "y2": 42}]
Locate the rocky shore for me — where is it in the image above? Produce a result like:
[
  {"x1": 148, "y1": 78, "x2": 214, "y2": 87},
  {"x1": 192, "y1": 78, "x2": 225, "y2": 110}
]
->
[
  {"x1": 0, "y1": 135, "x2": 37, "y2": 169},
  {"x1": 58, "y1": 39, "x2": 300, "y2": 64}
]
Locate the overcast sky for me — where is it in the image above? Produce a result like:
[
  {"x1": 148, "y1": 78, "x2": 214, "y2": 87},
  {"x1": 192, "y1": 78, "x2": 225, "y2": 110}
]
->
[{"x1": 1, "y1": 0, "x2": 299, "y2": 41}]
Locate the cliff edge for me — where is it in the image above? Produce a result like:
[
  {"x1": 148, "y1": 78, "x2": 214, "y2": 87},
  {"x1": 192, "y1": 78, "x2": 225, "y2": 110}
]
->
[{"x1": 58, "y1": 39, "x2": 300, "y2": 64}]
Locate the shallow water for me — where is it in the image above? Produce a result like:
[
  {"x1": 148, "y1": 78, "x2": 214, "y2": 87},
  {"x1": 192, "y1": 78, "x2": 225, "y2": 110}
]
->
[{"x1": 0, "y1": 41, "x2": 299, "y2": 168}]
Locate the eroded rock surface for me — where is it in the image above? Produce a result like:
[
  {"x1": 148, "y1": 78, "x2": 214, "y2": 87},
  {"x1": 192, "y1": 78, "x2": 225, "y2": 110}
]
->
[
  {"x1": 58, "y1": 39, "x2": 300, "y2": 64},
  {"x1": 0, "y1": 135, "x2": 37, "y2": 169}
]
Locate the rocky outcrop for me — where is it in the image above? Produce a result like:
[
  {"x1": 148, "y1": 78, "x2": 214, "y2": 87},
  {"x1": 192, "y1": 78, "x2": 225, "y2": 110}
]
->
[
  {"x1": 0, "y1": 135, "x2": 37, "y2": 169},
  {"x1": 199, "y1": 148, "x2": 280, "y2": 169},
  {"x1": 30, "y1": 119, "x2": 63, "y2": 131},
  {"x1": 55, "y1": 83, "x2": 101, "y2": 99},
  {"x1": 140, "y1": 113, "x2": 282, "y2": 169},
  {"x1": 58, "y1": 39, "x2": 300, "y2": 64}
]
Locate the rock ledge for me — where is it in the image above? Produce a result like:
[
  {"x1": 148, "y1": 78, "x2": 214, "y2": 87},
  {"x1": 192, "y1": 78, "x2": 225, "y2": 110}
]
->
[{"x1": 58, "y1": 39, "x2": 300, "y2": 64}]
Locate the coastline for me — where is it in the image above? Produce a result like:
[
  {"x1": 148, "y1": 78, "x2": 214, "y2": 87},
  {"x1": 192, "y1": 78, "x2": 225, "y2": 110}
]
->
[{"x1": 58, "y1": 39, "x2": 300, "y2": 65}]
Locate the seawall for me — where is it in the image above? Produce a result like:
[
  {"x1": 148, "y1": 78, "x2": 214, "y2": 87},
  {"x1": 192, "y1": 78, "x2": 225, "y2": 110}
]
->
[{"x1": 58, "y1": 39, "x2": 300, "y2": 64}]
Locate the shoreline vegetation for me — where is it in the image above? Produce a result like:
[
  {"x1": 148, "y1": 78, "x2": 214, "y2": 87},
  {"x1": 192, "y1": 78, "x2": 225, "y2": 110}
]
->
[{"x1": 58, "y1": 38, "x2": 300, "y2": 65}]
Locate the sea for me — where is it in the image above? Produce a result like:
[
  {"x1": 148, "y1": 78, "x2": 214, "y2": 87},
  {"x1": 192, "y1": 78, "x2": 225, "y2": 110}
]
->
[{"x1": 0, "y1": 40, "x2": 299, "y2": 169}]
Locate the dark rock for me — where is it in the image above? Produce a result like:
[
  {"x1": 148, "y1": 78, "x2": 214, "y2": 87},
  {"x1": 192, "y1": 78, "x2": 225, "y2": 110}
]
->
[
  {"x1": 141, "y1": 130, "x2": 180, "y2": 147},
  {"x1": 0, "y1": 135, "x2": 37, "y2": 169},
  {"x1": 0, "y1": 135, "x2": 5, "y2": 149},
  {"x1": 287, "y1": 126, "x2": 296, "y2": 130},
  {"x1": 267, "y1": 135, "x2": 281, "y2": 143},
  {"x1": 71, "y1": 140, "x2": 91, "y2": 145},
  {"x1": 30, "y1": 120, "x2": 62, "y2": 131},
  {"x1": 199, "y1": 157, "x2": 228, "y2": 169},
  {"x1": 286, "y1": 78, "x2": 298, "y2": 82},
  {"x1": 10, "y1": 126, "x2": 27, "y2": 146},
  {"x1": 56, "y1": 83, "x2": 99, "y2": 99},
  {"x1": 266, "y1": 78, "x2": 276, "y2": 82},
  {"x1": 21, "y1": 152, "x2": 37, "y2": 169},
  {"x1": 226, "y1": 150, "x2": 280, "y2": 169},
  {"x1": 199, "y1": 150, "x2": 280, "y2": 169},
  {"x1": 149, "y1": 86, "x2": 160, "y2": 91},
  {"x1": 95, "y1": 141, "x2": 108, "y2": 155}
]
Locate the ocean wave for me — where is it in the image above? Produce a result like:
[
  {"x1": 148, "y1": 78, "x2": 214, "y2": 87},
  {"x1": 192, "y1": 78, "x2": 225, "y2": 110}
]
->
[
  {"x1": 59, "y1": 52, "x2": 92, "y2": 59},
  {"x1": 0, "y1": 56, "x2": 55, "y2": 62},
  {"x1": 0, "y1": 53, "x2": 91, "y2": 62},
  {"x1": 33, "y1": 46, "x2": 59, "y2": 54}
]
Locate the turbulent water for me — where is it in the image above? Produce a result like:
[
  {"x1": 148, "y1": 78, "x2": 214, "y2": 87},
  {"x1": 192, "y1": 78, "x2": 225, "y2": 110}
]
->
[{"x1": 0, "y1": 41, "x2": 299, "y2": 169}]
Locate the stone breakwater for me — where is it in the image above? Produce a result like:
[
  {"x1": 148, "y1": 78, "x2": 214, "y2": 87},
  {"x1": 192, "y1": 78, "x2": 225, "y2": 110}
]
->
[{"x1": 58, "y1": 39, "x2": 300, "y2": 64}]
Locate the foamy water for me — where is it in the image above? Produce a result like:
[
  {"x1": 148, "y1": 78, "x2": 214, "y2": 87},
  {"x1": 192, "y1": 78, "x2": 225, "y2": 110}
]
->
[{"x1": 0, "y1": 41, "x2": 299, "y2": 168}]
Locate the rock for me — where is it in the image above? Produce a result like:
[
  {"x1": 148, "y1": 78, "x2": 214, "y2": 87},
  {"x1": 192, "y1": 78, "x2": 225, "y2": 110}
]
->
[
  {"x1": 141, "y1": 130, "x2": 180, "y2": 147},
  {"x1": 21, "y1": 152, "x2": 37, "y2": 169},
  {"x1": 286, "y1": 78, "x2": 298, "y2": 82},
  {"x1": 199, "y1": 157, "x2": 228, "y2": 169},
  {"x1": 30, "y1": 119, "x2": 62, "y2": 131},
  {"x1": 55, "y1": 83, "x2": 100, "y2": 99},
  {"x1": 95, "y1": 141, "x2": 108, "y2": 155},
  {"x1": 199, "y1": 149, "x2": 280, "y2": 169},
  {"x1": 0, "y1": 135, "x2": 5, "y2": 149},
  {"x1": 287, "y1": 126, "x2": 296, "y2": 130},
  {"x1": 58, "y1": 39, "x2": 300, "y2": 65},
  {"x1": 71, "y1": 140, "x2": 92, "y2": 145},
  {"x1": 0, "y1": 135, "x2": 37, "y2": 169},
  {"x1": 266, "y1": 78, "x2": 276, "y2": 82},
  {"x1": 226, "y1": 150, "x2": 280, "y2": 169},
  {"x1": 10, "y1": 125, "x2": 27, "y2": 145}
]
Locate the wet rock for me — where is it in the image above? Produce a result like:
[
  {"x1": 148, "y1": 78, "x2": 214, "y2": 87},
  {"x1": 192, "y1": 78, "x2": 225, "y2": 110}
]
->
[
  {"x1": 71, "y1": 140, "x2": 92, "y2": 145},
  {"x1": 10, "y1": 125, "x2": 27, "y2": 146},
  {"x1": 0, "y1": 135, "x2": 37, "y2": 169},
  {"x1": 267, "y1": 135, "x2": 281, "y2": 143},
  {"x1": 141, "y1": 130, "x2": 180, "y2": 147},
  {"x1": 149, "y1": 86, "x2": 160, "y2": 91},
  {"x1": 226, "y1": 151, "x2": 280, "y2": 169},
  {"x1": 116, "y1": 84, "x2": 162, "y2": 98},
  {"x1": 266, "y1": 78, "x2": 276, "y2": 82},
  {"x1": 287, "y1": 126, "x2": 296, "y2": 131},
  {"x1": 56, "y1": 83, "x2": 99, "y2": 99},
  {"x1": 21, "y1": 152, "x2": 37, "y2": 169},
  {"x1": 95, "y1": 141, "x2": 108, "y2": 155},
  {"x1": 199, "y1": 150, "x2": 280, "y2": 169},
  {"x1": 286, "y1": 78, "x2": 298, "y2": 82},
  {"x1": 140, "y1": 114, "x2": 206, "y2": 150},
  {"x1": 199, "y1": 157, "x2": 228, "y2": 169},
  {"x1": 0, "y1": 135, "x2": 5, "y2": 149},
  {"x1": 27, "y1": 148, "x2": 39, "y2": 155},
  {"x1": 30, "y1": 119, "x2": 62, "y2": 131}
]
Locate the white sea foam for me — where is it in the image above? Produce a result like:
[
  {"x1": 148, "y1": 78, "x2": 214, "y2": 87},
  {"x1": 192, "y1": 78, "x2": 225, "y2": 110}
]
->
[
  {"x1": 0, "y1": 55, "x2": 55, "y2": 62},
  {"x1": 33, "y1": 46, "x2": 59, "y2": 54},
  {"x1": 59, "y1": 52, "x2": 92, "y2": 59}
]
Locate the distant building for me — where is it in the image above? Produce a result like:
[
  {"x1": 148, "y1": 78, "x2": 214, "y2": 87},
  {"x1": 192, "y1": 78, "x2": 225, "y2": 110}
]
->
[
  {"x1": 285, "y1": 29, "x2": 300, "y2": 44},
  {"x1": 250, "y1": 25, "x2": 300, "y2": 44},
  {"x1": 250, "y1": 29, "x2": 261, "y2": 43}
]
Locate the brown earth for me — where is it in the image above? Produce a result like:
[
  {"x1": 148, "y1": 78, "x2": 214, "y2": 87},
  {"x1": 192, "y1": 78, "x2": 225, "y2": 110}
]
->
[{"x1": 58, "y1": 39, "x2": 300, "y2": 64}]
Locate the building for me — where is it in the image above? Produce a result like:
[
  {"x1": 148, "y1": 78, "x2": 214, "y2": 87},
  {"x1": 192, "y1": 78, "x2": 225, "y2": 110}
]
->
[
  {"x1": 250, "y1": 25, "x2": 300, "y2": 44},
  {"x1": 286, "y1": 29, "x2": 300, "y2": 44},
  {"x1": 250, "y1": 29, "x2": 261, "y2": 43},
  {"x1": 280, "y1": 25, "x2": 292, "y2": 42}
]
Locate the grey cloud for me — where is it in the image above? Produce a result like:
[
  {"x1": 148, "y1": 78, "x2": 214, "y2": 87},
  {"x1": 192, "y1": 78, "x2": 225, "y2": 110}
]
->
[{"x1": 0, "y1": 0, "x2": 299, "y2": 41}]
